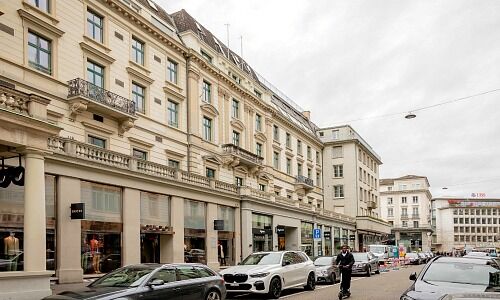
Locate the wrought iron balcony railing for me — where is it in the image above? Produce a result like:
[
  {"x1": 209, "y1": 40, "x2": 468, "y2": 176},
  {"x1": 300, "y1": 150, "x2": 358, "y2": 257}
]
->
[
  {"x1": 68, "y1": 78, "x2": 136, "y2": 116},
  {"x1": 296, "y1": 175, "x2": 314, "y2": 187}
]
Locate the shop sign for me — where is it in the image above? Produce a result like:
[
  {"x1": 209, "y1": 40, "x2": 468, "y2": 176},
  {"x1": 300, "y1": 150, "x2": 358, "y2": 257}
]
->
[
  {"x1": 252, "y1": 228, "x2": 272, "y2": 235},
  {"x1": 214, "y1": 220, "x2": 224, "y2": 231},
  {"x1": 324, "y1": 231, "x2": 331, "y2": 240},
  {"x1": 349, "y1": 234, "x2": 356, "y2": 241},
  {"x1": 70, "y1": 203, "x2": 85, "y2": 219},
  {"x1": 276, "y1": 225, "x2": 285, "y2": 235},
  {"x1": 313, "y1": 228, "x2": 321, "y2": 240}
]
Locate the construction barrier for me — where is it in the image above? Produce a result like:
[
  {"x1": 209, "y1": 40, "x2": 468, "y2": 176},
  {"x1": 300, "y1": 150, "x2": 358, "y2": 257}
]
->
[
  {"x1": 391, "y1": 258, "x2": 400, "y2": 270},
  {"x1": 379, "y1": 260, "x2": 389, "y2": 272}
]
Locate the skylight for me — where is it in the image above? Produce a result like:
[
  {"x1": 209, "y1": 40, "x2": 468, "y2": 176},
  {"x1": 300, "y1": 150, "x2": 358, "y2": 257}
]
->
[{"x1": 146, "y1": 0, "x2": 157, "y2": 10}]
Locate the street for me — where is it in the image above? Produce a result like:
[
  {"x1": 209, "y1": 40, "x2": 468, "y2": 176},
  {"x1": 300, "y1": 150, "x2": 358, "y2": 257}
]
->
[{"x1": 227, "y1": 265, "x2": 423, "y2": 300}]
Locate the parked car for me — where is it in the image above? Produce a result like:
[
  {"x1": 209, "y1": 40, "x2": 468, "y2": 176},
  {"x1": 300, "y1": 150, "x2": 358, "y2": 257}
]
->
[
  {"x1": 400, "y1": 256, "x2": 500, "y2": 300},
  {"x1": 438, "y1": 292, "x2": 500, "y2": 299},
  {"x1": 420, "y1": 252, "x2": 431, "y2": 263},
  {"x1": 466, "y1": 251, "x2": 490, "y2": 257},
  {"x1": 185, "y1": 249, "x2": 206, "y2": 264},
  {"x1": 43, "y1": 263, "x2": 226, "y2": 300},
  {"x1": 313, "y1": 256, "x2": 340, "y2": 284},
  {"x1": 220, "y1": 251, "x2": 315, "y2": 299},
  {"x1": 99, "y1": 253, "x2": 121, "y2": 273},
  {"x1": 351, "y1": 252, "x2": 380, "y2": 276},
  {"x1": 405, "y1": 252, "x2": 423, "y2": 265}
]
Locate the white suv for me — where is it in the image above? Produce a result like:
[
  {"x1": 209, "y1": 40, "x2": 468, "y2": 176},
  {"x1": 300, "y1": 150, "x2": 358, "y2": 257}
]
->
[{"x1": 220, "y1": 251, "x2": 316, "y2": 299}]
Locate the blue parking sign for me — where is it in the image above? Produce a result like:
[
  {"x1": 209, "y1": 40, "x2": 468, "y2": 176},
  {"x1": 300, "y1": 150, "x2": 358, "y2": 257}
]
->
[{"x1": 313, "y1": 228, "x2": 321, "y2": 240}]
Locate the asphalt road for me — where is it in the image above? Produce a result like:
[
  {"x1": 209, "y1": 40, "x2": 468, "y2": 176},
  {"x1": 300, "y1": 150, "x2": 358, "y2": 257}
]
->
[{"x1": 227, "y1": 264, "x2": 424, "y2": 300}]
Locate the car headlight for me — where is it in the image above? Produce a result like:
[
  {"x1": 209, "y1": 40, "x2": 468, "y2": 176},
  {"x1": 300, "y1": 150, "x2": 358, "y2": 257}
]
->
[
  {"x1": 249, "y1": 272, "x2": 270, "y2": 278},
  {"x1": 361, "y1": 263, "x2": 368, "y2": 267}
]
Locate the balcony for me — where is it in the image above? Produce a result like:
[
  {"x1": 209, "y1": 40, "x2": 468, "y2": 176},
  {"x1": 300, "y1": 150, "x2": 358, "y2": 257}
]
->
[
  {"x1": 367, "y1": 200, "x2": 377, "y2": 209},
  {"x1": 221, "y1": 144, "x2": 263, "y2": 174},
  {"x1": 67, "y1": 78, "x2": 137, "y2": 133},
  {"x1": 401, "y1": 214, "x2": 409, "y2": 220},
  {"x1": 294, "y1": 175, "x2": 314, "y2": 192},
  {"x1": 411, "y1": 214, "x2": 420, "y2": 219}
]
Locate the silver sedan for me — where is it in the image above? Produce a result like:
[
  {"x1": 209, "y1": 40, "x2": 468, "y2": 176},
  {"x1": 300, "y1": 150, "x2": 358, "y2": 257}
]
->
[{"x1": 313, "y1": 256, "x2": 340, "y2": 284}]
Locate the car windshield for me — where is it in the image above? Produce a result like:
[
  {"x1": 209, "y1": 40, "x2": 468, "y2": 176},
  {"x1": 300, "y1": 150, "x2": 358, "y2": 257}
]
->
[
  {"x1": 241, "y1": 253, "x2": 282, "y2": 265},
  {"x1": 352, "y1": 253, "x2": 368, "y2": 262},
  {"x1": 369, "y1": 246, "x2": 385, "y2": 254},
  {"x1": 314, "y1": 257, "x2": 333, "y2": 266},
  {"x1": 422, "y1": 261, "x2": 500, "y2": 285},
  {"x1": 90, "y1": 266, "x2": 155, "y2": 288}
]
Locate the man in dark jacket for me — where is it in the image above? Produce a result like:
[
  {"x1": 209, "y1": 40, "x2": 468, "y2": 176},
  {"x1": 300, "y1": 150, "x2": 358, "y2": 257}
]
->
[{"x1": 335, "y1": 245, "x2": 355, "y2": 295}]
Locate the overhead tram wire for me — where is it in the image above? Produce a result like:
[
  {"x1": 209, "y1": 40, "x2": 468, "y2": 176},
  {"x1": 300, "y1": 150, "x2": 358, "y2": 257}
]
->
[{"x1": 327, "y1": 87, "x2": 500, "y2": 125}]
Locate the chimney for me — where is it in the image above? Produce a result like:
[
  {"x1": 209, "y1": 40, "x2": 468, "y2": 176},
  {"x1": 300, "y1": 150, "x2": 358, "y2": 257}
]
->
[{"x1": 302, "y1": 111, "x2": 310, "y2": 120}]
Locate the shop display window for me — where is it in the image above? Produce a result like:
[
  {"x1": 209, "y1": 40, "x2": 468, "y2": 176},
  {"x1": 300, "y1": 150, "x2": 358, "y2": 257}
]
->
[
  {"x1": 217, "y1": 206, "x2": 235, "y2": 266},
  {"x1": 184, "y1": 200, "x2": 206, "y2": 264},
  {"x1": 301, "y1": 222, "x2": 313, "y2": 256},
  {"x1": 252, "y1": 213, "x2": 273, "y2": 252}
]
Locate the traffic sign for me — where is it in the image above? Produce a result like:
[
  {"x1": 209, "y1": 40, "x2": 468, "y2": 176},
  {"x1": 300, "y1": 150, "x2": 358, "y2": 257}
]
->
[{"x1": 313, "y1": 228, "x2": 321, "y2": 240}]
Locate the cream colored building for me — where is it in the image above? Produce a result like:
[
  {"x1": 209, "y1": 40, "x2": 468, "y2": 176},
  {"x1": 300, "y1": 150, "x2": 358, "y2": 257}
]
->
[
  {"x1": 0, "y1": 1, "x2": 356, "y2": 298},
  {"x1": 319, "y1": 125, "x2": 390, "y2": 251},
  {"x1": 380, "y1": 175, "x2": 433, "y2": 252},
  {"x1": 431, "y1": 197, "x2": 500, "y2": 253}
]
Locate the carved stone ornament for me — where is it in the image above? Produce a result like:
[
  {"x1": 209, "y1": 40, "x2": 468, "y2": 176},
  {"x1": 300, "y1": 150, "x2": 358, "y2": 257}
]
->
[
  {"x1": 69, "y1": 100, "x2": 88, "y2": 121},
  {"x1": 119, "y1": 118, "x2": 135, "y2": 136}
]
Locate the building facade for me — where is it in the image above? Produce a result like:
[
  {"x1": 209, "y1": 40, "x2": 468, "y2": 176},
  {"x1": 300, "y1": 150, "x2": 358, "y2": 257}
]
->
[
  {"x1": 380, "y1": 175, "x2": 433, "y2": 252},
  {"x1": 0, "y1": 1, "x2": 355, "y2": 298},
  {"x1": 319, "y1": 125, "x2": 390, "y2": 251},
  {"x1": 431, "y1": 197, "x2": 500, "y2": 253}
]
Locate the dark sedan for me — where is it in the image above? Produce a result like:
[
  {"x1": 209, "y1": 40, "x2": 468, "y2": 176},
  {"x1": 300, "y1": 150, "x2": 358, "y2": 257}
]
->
[
  {"x1": 43, "y1": 263, "x2": 226, "y2": 300},
  {"x1": 351, "y1": 252, "x2": 380, "y2": 276},
  {"x1": 400, "y1": 256, "x2": 500, "y2": 300}
]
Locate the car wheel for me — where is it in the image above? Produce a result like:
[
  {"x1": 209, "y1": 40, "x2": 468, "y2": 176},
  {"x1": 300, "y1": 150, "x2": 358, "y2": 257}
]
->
[
  {"x1": 304, "y1": 272, "x2": 316, "y2": 290},
  {"x1": 330, "y1": 273, "x2": 336, "y2": 284},
  {"x1": 366, "y1": 266, "x2": 371, "y2": 277},
  {"x1": 205, "y1": 289, "x2": 221, "y2": 300},
  {"x1": 268, "y1": 276, "x2": 282, "y2": 299}
]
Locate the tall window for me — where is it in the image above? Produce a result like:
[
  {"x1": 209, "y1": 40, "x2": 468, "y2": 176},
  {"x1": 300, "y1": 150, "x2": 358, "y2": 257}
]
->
[
  {"x1": 286, "y1": 133, "x2": 291, "y2": 148},
  {"x1": 256, "y1": 143, "x2": 262, "y2": 157},
  {"x1": 297, "y1": 140, "x2": 302, "y2": 155},
  {"x1": 201, "y1": 50, "x2": 212, "y2": 63},
  {"x1": 259, "y1": 184, "x2": 266, "y2": 191},
  {"x1": 88, "y1": 135, "x2": 106, "y2": 148},
  {"x1": 232, "y1": 131, "x2": 240, "y2": 146},
  {"x1": 254, "y1": 89, "x2": 262, "y2": 98},
  {"x1": 273, "y1": 125, "x2": 279, "y2": 141},
  {"x1": 133, "y1": 148, "x2": 147, "y2": 160},
  {"x1": 412, "y1": 207, "x2": 419, "y2": 216},
  {"x1": 402, "y1": 207, "x2": 408, "y2": 216},
  {"x1": 413, "y1": 221, "x2": 419, "y2": 228},
  {"x1": 412, "y1": 196, "x2": 418, "y2": 204},
  {"x1": 332, "y1": 130, "x2": 339, "y2": 139},
  {"x1": 232, "y1": 99, "x2": 239, "y2": 119},
  {"x1": 402, "y1": 196, "x2": 407, "y2": 204},
  {"x1": 402, "y1": 221, "x2": 408, "y2": 227},
  {"x1": 167, "y1": 100, "x2": 178, "y2": 127},
  {"x1": 28, "y1": 32, "x2": 51, "y2": 74},
  {"x1": 87, "y1": 61, "x2": 104, "y2": 87},
  {"x1": 307, "y1": 146, "x2": 312, "y2": 160},
  {"x1": 273, "y1": 151, "x2": 279, "y2": 169},
  {"x1": 297, "y1": 163, "x2": 302, "y2": 176},
  {"x1": 235, "y1": 177, "x2": 243, "y2": 187},
  {"x1": 87, "y1": 10, "x2": 103, "y2": 43},
  {"x1": 167, "y1": 59, "x2": 178, "y2": 84},
  {"x1": 388, "y1": 208, "x2": 393, "y2": 217},
  {"x1": 334, "y1": 185, "x2": 344, "y2": 198},
  {"x1": 316, "y1": 151, "x2": 320, "y2": 162},
  {"x1": 388, "y1": 197, "x2": 393, "y2": 205},
  {"x1": 307, "y1": 168, "x2": 312, "y2": 179},
  {"x1": 316, "y1": 173, "x2": 321, "y2": 186},
  {"x1": 286, "y1": 158, "x2": 291, "y2": 175},
  {"x1": 29, "y1": 0, "x2": 50, "y2": 12},
  {"x1": 255, "y1": 114, "x2": 262, "y2": 131},
  {"x1": 333, "y1": 165, "x2": 343, "y2": 178},
  {"x1": 168, "y1": 159, "x2": 180, "y2": 169},
  {"x1": 206, "y1": 168, "x2": 215, "y2": 178},
  {"x1": 202, "y1": 80, "x2": 211, "y2": 103},
  {"x1": 202, "y1": 116, "x2": 212, "y2": 141},
  {"x1": 132, "y1": 82, "x2": 145, "y2": 113},
  {"x1": 132, "y1": 37, "x2": 145, "y2": 65}
]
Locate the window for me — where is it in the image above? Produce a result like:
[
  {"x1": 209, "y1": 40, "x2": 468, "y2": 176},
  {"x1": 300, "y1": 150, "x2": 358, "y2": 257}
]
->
[
  {"x1": 316, "y1": 173, "x2": 320, "y2": 186},
  {"x1": 286, "y1": 133, "x2": 291, "y2": 148},
  {"x1": 319, "y1": 132, "x2": 324, "y2": 137},
  {"x1": 167, "y1": 59, "x2": 178, "y2": 84},
  {"x1": 88, "y1": 135, "x2": 106, "y2": 148},
  {"x1": 332, "y1": 130, "x2": 339, "y2": 139},
  {"x1": 167, "y1": 100, "x2": 178, "y2": 127},
  {"x1": 273, "y1": 151, "x2": 280, "y2": 169},
  {"x1": 388, "y1": 197, "x2": 393, "y2": 205},
  {"x1": 316, "y1": 151, "x2": 320, "y2": 162},
  {"x1": 168, "y1": 159, "x2": 180, "y2": 169},
  {"x1": 307, "y1": 168, "x2": 312, "y2": 180},
  {"x1": 259, "y1": 184, "x2": 266, "y2": 192},
  {"x1": 87, "y1": 61, "x2": 104, "y2": 87},
  {"x1": 232, "y1": 131, "x2": 240, "y2": 146},
  {"x1": 87, "y1": 10, "x2": 103, "y2": 43},
  {"x1": 297, "y1": 163, "x2": 302, "y2": 176},
  {"x1": 413, "y1": 221, "x2": 419, "y2": 228},
  {"x1": 412, "y1": 196, "x2": 418, "y2": 204},
  {"x1": 401, "y1": 207, "x2": 408, "y2": 216},
  {"x1": 29, "y1": 0, "x2": 50, "y2": 12},
  {"x1": 307, "y1": 146, "x2": 312, "y2": 160},
  {"x1": 388, "y1": 186, "x2": 393, "y2": 191},
  {"x1": 412, "y1": 207, "x2": 419, "y2": 216},
  {"x1": 200, "y1": 50, "x2": 212, "y2": 63},
  {"x1": 401, "y1": 197, "x2": 407, "y2": 204},
  {"x1": 202, "y1": 117, "x2": 212, "y2": 141},
  {"x1": 273, "y1": 125, "x2": 279, "y2": 141},
  {"x1": 334, "y1": 185, "x2": 344, "y2": 198},
  {"x1": 402, "y1": 221, "x2": 408, "y2": 227},
  {"x1": 388, "y1": 221, "x2": 394, "y2": 226},
  {"x1": 333, "y1": 165, "x2": 343, "y2": 178},
  {"x1": 28, "y1": 32, "x2": 51, "y2": 74},
  {"x1": 202, "y1": 80, "x2": 211, "y2": 103},
  {"x1": 254, "y1": 89, "x2": 262, "y2": 98},
  {"x1": 232, "y1": 99, "x2": 239, "y2": 119},
  {"x1": 206, "y1": 168, "x2": 215, "y2": 178},
  {"x1": 388, "y1": 208, "x2": 393, "y2": 217},
  {"x1": 255, "y1": 114, "x2": 262, "y2": 131},
  {"x1": 132, "y1": 148, "x2": 147, "y2": 160},
  {"x1": 256, "y1": 143, "x2": 263, "y2": 157},
  {"x1": 286, "y1": 158, "x2": 291, "y2": 174},
  {"x1": 235, "y1": 177, "x2": 243, "y2": 187},
  {"x1": 131, "y1": 37, "x2": 145, "y2": 65},
  {"x1": 297, "y1": 140, "x2": 302, "y2": 155},
  {"x1": 332, "y1": 146, "x2": 343, "y2": 158},
  {"x1": 132, "y1": 82, "x2": 145, "y2": 113}
]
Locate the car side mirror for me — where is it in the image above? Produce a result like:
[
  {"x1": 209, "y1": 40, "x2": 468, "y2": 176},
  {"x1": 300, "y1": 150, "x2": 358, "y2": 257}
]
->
[
  {"x1": 409, "y1": 273, "x2": 417, "y2": 281},
  {"x1": 282, "y1": 261, "x2": 291, "y2": 266},
  {"x1": 148, "y1": 279, "x2": 165, "y2": 287}
]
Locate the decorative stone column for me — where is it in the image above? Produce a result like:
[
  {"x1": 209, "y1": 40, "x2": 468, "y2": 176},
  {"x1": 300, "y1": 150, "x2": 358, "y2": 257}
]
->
[
  {"x1": 162, "y1": 196, "x2": 184, "y2": 263},
  {"x1": 241, "y1": 208, "x2": 253, "y2": 259},
  {"x1": 206, "y1": 203, "x2": 219, "y2": 270},
  {"x1": 122, "y1": 188, "x2": 141, "y2": 265}
]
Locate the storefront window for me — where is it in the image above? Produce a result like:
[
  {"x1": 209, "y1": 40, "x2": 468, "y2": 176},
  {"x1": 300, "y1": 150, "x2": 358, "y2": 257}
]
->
[
  {"x1": 301, "y1": 222, "x2": 313, "y2": 256},
  {"x1": 184, "y1": 200, "x2": 206, "y2": 264},
  {"x1": 0, "y1": 174, "x2": 56, "y2": 272},
  {"x1": 324, "y1": 226, "x2": 332, "y2": 256},
  {"x1": 140, "y1": 192, "x2": 171, "y2": 263},
  {"x1": 252, "y1": 213, "x2": 272, "y2": 252},
  {"x1": 334, "y1": 227, "x2": 341, "y2": 254},
  {"x1": 342, "y1": 228, "x2": 349, "y2": 249},
  {"x1": 217, "y1": 205, "x2": 235, "y2": 266},
  {"x1": 81, "y1": 181, "x2": 122, "y2": 274}
]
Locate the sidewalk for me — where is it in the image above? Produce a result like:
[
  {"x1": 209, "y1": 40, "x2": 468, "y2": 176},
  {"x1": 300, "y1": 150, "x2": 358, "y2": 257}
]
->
[{"x1": 50, "y1": 279, "x2": 94, "y2": 295}]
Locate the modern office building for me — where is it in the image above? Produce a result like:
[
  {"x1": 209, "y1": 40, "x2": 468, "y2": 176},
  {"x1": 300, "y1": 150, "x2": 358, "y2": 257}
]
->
[
  {"x1": 431, "y1": 197, "x2": 500, "y2": 253},
  {"x1": 380, "y1": 175, "x2": 433, "y2": 251},
  {"x1": 0, "y1": 1, "x2": 356, "y2": 298},
  {"x1": 319, "y1": 125, "x2": 391, "y2": 251}
]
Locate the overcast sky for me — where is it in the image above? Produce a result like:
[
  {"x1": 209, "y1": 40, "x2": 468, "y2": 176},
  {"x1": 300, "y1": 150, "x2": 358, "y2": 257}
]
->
[{"x1": 159, "y1": 0, "x2": 500, "y2": 199}]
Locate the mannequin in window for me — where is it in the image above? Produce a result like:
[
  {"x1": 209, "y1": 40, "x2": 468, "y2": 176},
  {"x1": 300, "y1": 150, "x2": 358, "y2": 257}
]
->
[
  {"x1": 4, "y1": 232, "x2": 20, "y2": 271},
  {"x1": 90, "y1": 235, "x2": 100, "y2": 273},
  {"x1": 217, "y1": 241, "x2": 225, "y2": 266}
]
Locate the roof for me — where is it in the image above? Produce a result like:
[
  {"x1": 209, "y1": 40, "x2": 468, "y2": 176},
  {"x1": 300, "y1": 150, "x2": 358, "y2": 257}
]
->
[
  {"x1": 380, "y1": 175, "x2": 430, "y2": 186},
  {"x1": 135, "y1": 0, "x2": 176, "y2": 28}
]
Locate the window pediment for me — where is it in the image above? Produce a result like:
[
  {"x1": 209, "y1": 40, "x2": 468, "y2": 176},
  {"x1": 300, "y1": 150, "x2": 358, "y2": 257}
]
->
[
  {"x1": 230, "y1": 119, "x2": 245, "y2": 131},
  {"x1": 254, "y1": 132, "x2": 267, "y2": 142},
  {"x1": 80, "y1": 42, "x2": 115, "y2": 64},
  {"x1": 200, "y1": 103, "x2": 219, "y2": 117},
  {"x1": 234, "y1": 166, "x2": 248, "y2": 174},
  {"x1": 18, "y1": 9, "x2": 64, "y2": 37},
  {"x1": 126, "y1": 66, "x2": 154, "y2": 85},
  {"x1": 202, "y1": 154, "x2": 223, "y2": 165}
]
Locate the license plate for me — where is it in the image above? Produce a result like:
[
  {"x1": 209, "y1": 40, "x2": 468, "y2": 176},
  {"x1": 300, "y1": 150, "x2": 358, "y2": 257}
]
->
[{"x1": 230, "y1": 283, "x2": 239, "y2": 287}]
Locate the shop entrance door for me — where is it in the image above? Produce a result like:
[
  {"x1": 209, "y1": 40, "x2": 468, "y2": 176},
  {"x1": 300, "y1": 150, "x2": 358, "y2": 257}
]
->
[{"x1": 141, "y1": 234, "x2": 160, "y2": 263}]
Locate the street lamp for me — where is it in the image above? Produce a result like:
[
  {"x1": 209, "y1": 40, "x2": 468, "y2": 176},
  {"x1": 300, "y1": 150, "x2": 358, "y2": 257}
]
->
[{"x1": 405, "y1": 112, "x2": 416, "y2": 119}]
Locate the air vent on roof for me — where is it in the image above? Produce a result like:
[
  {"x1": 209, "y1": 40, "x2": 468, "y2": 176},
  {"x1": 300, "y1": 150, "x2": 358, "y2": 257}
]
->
[{"x1": 146, "y1": 0, "x2": 158, "y2": 10}]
